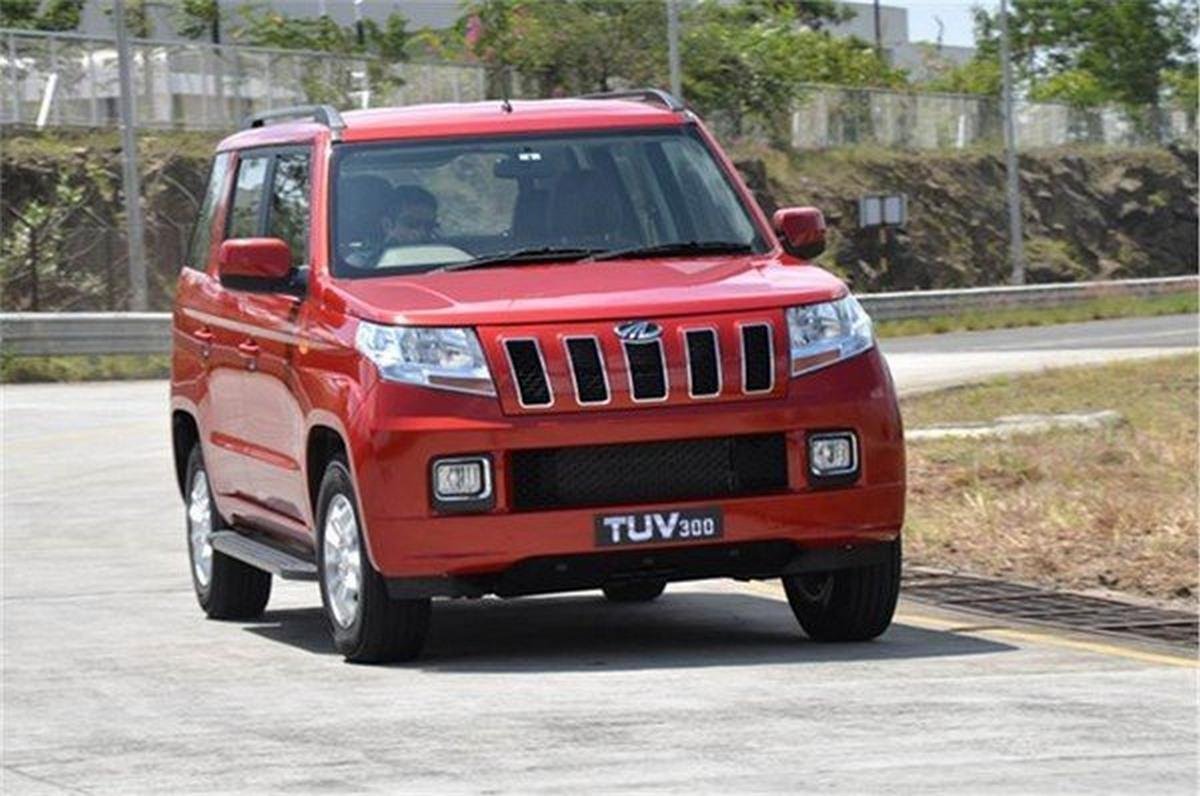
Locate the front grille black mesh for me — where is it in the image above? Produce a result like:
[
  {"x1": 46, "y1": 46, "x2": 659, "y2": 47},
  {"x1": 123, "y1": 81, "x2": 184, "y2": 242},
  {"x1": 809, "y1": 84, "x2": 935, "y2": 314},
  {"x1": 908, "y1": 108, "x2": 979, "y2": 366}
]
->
[
  {"x1": 685, "y1": 330, "x2": 720, "y2": 397},
  {"x1": 625, "y1": 341, "x2": 667, "y2": 400},
  {"x1": 741, "y1": 324, "x2": 773, "y2": 392},
  {"x1": 505, "y1": 340, "x2": 551, "y2": 406},
  {"x1": 511, "y1": 433, "x2": 788, "y2": 510},
  {"x1": 566, "y1": 338, "x2": 608, "y2": 404}
]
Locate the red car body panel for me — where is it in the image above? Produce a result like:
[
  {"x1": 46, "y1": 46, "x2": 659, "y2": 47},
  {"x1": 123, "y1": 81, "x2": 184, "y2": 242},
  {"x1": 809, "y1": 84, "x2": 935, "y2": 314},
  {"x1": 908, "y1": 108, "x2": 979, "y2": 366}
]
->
[{"x1": 171, "y1": 99, "x2": 905, "y2": 589}]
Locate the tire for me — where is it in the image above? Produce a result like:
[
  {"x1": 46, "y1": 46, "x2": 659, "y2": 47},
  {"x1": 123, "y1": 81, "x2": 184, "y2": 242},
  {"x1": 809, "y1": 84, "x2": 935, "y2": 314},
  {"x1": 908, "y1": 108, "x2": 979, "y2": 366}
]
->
[
  {"x1": 184, "y1": 445, "x2": 272, "y2": 620},
  {"x1": 316, "y1": 455, "x2": 430, "y2": 664},
  {"x1": 602, "y1": 580, "x2": 666, "y2": 603},
  {"x1": 782, "y1": 540, "x2": 901, "y2": 642}
]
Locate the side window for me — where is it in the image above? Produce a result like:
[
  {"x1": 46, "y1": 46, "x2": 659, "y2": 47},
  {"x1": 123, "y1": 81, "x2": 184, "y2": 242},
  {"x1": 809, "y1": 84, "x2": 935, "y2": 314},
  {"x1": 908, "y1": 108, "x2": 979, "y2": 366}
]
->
[
  {"x1": 185, "y1": 152, "x2": 230, "y2": 270},
  {"x1": 227, "y1": 154, "x2": 270, "y2": 239},
  {"x1": 266, "y1": 152, "x2": 310, "y2": 266}
]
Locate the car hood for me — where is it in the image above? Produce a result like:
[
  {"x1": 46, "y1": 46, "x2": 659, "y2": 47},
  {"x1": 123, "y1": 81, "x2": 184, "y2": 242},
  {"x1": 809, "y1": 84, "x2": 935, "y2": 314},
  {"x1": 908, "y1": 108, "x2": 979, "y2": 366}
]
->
[{"x1": 329, "y1": 256, "x2": 847, "y2": 326}]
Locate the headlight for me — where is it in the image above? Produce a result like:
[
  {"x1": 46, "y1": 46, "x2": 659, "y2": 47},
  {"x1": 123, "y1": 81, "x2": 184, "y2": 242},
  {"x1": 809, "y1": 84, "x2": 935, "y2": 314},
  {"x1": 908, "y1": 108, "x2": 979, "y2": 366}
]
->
[
  {"x1": 355, "y1": 321, "x2": 495, "y2": 396},
  {"x1": 785, "y1": 294, "x2": 874, "y2": 376}
]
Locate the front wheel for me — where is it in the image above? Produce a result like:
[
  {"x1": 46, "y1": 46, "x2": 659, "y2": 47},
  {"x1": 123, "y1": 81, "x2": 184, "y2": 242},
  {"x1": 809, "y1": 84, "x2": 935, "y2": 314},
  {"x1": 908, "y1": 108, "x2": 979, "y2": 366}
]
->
[
  {"x1": 782, "y1": 540, "x2": 901, "y2": 642},
  {"x1": 316, "y1": 456, "x2": 430, "y2": 664},
  {"x1": 184, "y1": 445, "x2": 271, "y2": 620}
]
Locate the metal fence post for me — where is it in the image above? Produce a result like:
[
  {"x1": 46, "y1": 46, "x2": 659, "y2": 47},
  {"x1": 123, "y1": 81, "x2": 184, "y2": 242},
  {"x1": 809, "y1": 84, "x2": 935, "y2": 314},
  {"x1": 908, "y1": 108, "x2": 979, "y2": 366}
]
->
[
  {"x1": 87, "y1": 39, "x2": 99, "y2": 125},
  {"x1": 666, "y1": 0, "x2": 681, "y2": 100},
  {"x1": 999, "y1": 0, "x2": 1026, "y2": 285},
  {"x1": 8, "y1": 33, "x2": 20, "y2": 124},
  {"x1": 265, "y1": 54, "x2": 273, "y2": 110},
  {"x1": 113, "y1": 0, "x2": 150, "y2": 311},
  {"x1": 48, "y1": 33, "x2": 61, "y2": 125}
]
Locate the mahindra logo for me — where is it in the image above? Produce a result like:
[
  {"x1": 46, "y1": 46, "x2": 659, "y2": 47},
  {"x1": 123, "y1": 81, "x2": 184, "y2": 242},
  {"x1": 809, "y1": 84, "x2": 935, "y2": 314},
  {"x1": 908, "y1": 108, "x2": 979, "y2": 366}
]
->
[{"x1": 614, "y1": 320, "x2": 662, "y2": 342}]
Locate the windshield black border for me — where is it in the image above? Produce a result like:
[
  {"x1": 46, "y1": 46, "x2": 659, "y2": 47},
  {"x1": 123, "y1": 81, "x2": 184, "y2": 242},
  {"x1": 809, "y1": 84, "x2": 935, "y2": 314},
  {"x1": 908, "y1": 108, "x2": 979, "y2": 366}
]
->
[{"x1": 326, "y1": 124, "x2": 770, "y2": 279}]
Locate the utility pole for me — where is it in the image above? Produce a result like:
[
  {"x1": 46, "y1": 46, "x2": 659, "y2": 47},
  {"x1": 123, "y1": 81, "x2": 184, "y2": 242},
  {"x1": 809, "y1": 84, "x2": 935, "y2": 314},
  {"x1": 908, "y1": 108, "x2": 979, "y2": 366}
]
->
[
  {"x1": 873, "y1": 0, "x2": 882, "y2": 58},
  {"x1": 113, "y1": 0, "x2": 149, "y2": 310},
  {"x1": 666, "y1": 0, "x2": 682, "y2": 100},
  {"x1": 999, "y1": 0, "x2": 1025, "y2": 285}
]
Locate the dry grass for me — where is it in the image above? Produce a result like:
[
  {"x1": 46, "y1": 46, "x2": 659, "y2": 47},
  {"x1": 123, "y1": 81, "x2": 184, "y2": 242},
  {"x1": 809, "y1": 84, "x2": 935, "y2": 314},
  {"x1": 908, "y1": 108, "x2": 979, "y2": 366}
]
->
[{"x1": 902, "y1": 355, "x2": 1199, "y2": 608}]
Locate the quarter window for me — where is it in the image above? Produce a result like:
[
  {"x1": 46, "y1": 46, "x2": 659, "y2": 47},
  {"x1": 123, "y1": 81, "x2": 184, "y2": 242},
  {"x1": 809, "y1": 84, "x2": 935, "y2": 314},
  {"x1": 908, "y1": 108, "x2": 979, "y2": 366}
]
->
[{"x1": 184, "y1": 152, "x2": 230, "y2": 270}]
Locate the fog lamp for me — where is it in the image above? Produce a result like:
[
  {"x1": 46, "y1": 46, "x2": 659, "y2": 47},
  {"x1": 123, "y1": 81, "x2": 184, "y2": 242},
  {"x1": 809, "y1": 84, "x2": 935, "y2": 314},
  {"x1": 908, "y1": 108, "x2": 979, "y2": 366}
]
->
[
  {"x1": 808, "y1": 432, "x2": 858, "y2": 479},
  {"x1": 432, "y1": 456, "x2": 492, "y2": 501}
]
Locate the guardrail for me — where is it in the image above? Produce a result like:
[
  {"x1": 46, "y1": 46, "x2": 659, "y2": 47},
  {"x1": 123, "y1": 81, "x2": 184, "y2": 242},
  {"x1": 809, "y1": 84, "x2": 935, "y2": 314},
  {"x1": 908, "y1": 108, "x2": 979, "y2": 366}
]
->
[{"x1": 1, "y1": 276, "x2": 1196, "y2": 357}]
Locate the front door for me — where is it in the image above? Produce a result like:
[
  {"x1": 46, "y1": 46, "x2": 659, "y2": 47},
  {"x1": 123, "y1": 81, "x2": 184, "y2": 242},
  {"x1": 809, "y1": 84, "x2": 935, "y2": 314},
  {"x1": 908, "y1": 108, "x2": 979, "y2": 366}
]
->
[{"x1": 217, "y1": 146, "x2": 312, "y2": 542}]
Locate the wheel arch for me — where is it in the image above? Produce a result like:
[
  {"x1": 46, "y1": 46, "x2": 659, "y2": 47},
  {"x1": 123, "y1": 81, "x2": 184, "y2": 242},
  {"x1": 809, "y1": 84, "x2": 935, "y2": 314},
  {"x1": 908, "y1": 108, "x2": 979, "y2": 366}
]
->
[
  {"x1": 306, "y1": 424, "x2": 349, "y2": 521},
  {"x1": 171, "y1": 410, "x2": 201, "y2": 499}
]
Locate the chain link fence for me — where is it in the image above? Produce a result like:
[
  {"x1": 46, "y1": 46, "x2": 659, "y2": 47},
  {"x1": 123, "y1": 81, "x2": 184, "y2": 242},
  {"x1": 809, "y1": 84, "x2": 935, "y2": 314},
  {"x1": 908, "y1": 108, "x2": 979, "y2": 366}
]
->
[
  {"x1": 1, "y1": 28, "x2": 488, "y2": 130},
  {"x1": 790, "y1": 84, "x2": 1196, "y2": 150},
  {"x1": 4, "y1": 28, "x2": 1196, "y2": 148}
]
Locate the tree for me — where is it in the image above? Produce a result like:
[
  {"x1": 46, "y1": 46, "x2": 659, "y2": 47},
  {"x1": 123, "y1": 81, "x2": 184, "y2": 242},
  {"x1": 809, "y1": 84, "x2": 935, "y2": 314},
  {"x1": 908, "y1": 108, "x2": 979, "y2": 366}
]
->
[
  {"x1": 454, "y1": 0, "x2": 667, "y2": 96},
  {"x1": 177, "y1": 0, "x2": 220, "y2": 43},
  {"x1": 681, "y1": 0, "x2": 904, "y2": 140},
  {"x1": 0, "y1": 0, "x2": 84, "y2": 30},
  {"x1": 975, "y1": 0, "x2": 1199, "y2": 107}
]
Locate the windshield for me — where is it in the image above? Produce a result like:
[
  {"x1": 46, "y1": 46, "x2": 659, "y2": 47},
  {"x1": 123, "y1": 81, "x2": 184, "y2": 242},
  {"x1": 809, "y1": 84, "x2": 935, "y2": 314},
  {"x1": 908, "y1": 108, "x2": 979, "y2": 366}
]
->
[{"x1": 330, "y1": 126, "x2": 767, "y2": 276}]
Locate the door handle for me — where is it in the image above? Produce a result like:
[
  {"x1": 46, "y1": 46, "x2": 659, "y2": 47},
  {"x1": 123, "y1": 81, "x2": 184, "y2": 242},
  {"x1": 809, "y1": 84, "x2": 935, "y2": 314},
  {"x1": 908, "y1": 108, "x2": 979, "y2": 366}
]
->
[{"x1": 193, "y1": 326, "x2": 214, "y2": 358}]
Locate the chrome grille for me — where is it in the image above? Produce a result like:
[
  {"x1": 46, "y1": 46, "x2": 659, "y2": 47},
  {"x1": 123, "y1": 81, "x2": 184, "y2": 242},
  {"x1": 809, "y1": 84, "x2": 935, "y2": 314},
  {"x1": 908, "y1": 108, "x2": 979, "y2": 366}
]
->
[
  {"x1": 624, "y1": 340, "x2": 668, "y2": 401},
  {"x1": 565, "y1": 337, "x2": 609, "y2": 404},
  {"x1": 504, "y1": 339, "x2": 552, "y2": 407},
  {"x1": 685, "y1": 329, "x2": 721, "y2": 398},
  {"x1": 740, "y1": 323, "x2": 774, "y2": 393},
  {"x1": 494, "y1": 317, "x2": 778, "y2": 411}
]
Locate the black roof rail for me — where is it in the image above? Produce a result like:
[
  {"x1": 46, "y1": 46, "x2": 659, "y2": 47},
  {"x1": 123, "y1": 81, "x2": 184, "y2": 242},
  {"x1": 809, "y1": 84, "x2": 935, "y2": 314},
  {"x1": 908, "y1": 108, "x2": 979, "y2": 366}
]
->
[
  {"x1": 578, "y1": 88, "x2": 685, "y2": 112},
  {"x1": 243, "y1": 104, "x2": 347, "y2": 133}
]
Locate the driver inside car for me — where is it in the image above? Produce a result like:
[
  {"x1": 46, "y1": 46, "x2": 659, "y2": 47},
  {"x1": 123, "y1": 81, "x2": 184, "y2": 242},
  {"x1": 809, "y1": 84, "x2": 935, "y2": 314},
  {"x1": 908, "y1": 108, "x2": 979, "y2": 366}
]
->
[{"x1": 381, "y1": 185, "x2": 439, "y2": 245}]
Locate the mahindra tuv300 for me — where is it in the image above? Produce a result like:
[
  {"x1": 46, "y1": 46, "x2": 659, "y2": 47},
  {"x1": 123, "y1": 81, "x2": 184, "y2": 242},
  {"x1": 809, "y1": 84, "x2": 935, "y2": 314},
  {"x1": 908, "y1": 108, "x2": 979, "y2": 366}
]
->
[{"x1": 170, "y1": 91, "x2": 905, "y2": 663}]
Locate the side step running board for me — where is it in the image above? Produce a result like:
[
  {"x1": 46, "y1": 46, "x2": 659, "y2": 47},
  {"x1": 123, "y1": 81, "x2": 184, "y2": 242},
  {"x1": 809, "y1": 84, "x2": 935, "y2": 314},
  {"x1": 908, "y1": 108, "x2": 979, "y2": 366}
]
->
[{"x1": 210, "y1": 530, "x2": 318, "y2": 581}]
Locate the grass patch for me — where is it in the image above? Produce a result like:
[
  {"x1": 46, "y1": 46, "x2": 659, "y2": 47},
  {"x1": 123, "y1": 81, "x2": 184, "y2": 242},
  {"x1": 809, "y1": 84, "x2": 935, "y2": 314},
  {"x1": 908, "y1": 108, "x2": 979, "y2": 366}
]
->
[
  {"x1": 1, "y1": 353, "x2": 170, "y2": 383},
  {"x1": 874, "y1": 291, "x2": 1198, "y2": 338},
  {"x1": 902, "y1": 354, "x2": 1199, "y2": 607}
]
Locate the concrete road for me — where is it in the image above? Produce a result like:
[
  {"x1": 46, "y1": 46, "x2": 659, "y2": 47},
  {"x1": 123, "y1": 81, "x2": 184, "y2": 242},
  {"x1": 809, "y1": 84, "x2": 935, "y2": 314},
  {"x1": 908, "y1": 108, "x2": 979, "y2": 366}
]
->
[
  {"x1": 2, "y1": 316, "x2": 1197, "y2": 793},
  {"x1": 882, "y1": 313, "x2": 1198, "y2": 394}
]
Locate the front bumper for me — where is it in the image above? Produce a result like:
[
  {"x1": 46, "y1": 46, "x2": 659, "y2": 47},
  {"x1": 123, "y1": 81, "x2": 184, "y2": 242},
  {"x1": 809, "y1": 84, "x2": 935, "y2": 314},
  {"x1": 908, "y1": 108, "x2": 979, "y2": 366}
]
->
[{"x1": 349, "y1": 347, "x2": 905, "y2": 583}]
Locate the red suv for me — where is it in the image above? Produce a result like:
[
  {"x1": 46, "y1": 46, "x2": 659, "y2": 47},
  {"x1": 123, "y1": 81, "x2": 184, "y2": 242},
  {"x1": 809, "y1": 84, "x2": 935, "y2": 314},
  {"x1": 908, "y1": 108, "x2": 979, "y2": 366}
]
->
[{"x1": 171, "y1": 91, "x2": 905, "y2": 663}]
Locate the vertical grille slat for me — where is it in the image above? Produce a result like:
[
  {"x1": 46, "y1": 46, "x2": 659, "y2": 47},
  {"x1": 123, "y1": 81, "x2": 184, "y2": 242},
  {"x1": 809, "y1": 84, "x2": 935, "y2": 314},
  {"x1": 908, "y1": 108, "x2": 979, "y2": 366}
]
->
[
  {"x1": 505, "y1": 339, "x2": 552, "y2": 406},
  {"x1": 624, "y1": 341, "x2": 667, "y2": 401},
  {"x1": 741, "y1": 324, "x2": 774, "y2": 393},
  {"x1": 566, "y1": 337, "x2": 609, "y2": 404},
  {"x1": 685, "y1": 329, "x2": 721, "y2": 397}
]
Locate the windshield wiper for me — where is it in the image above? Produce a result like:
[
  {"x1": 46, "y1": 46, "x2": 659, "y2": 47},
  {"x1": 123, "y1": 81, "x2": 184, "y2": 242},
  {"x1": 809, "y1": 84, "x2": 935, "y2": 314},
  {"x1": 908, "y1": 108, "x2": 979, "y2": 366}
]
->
[
  {"x1": 439, "y1": 247, "x2": 601, "y2": 272},
  {"x1": 587, "y1": 240, "x2": 754, "y2": 262}
]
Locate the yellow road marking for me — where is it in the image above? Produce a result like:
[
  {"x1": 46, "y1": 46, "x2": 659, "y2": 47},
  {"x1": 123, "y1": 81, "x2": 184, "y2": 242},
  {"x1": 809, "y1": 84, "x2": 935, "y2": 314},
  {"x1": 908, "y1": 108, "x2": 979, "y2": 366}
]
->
[{"x1": 736, "y1": 580, "x2": 1198, "y2": 669}]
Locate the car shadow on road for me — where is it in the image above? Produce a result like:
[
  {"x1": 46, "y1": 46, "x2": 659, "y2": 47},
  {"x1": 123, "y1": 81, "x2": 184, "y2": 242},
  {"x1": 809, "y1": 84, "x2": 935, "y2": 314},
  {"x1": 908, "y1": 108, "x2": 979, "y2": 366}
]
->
[{"x1": 241, "y1": 589, "x2": 1013, "y2": 672}]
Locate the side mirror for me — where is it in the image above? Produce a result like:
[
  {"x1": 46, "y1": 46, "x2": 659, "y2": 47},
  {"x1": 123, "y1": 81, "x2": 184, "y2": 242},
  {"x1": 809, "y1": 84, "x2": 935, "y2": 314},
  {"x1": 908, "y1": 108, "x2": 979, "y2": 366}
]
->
[
  {"x1": 218, "y1": 238, "x2": 298, "y2": 293},
  {"x1": 773, "y1": 207, "x2": 827, "y2": 260}
]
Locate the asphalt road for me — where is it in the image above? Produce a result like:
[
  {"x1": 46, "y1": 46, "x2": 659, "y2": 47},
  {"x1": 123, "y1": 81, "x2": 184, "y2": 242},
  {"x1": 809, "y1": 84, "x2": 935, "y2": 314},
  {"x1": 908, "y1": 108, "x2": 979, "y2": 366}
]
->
[
  {"x1": 882, "y1": 313, "x2": 1198, "y2": 394},
  {"x1": 2, "y1": 315, "x2": 1197, "y2": 793}
]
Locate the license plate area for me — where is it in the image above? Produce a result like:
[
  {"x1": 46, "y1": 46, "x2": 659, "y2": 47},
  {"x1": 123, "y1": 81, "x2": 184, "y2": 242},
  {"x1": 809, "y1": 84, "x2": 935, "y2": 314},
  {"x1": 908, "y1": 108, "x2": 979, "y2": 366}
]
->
[{"x1": 593, "y1": 506, "x2": 724, "y2": 548}]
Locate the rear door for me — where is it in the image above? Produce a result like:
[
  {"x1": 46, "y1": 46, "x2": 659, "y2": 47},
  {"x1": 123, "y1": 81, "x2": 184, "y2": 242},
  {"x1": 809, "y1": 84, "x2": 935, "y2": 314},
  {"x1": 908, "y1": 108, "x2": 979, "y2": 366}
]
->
[{"x1": 173, "y1": 151, "x2": 246, "y2": 502}]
